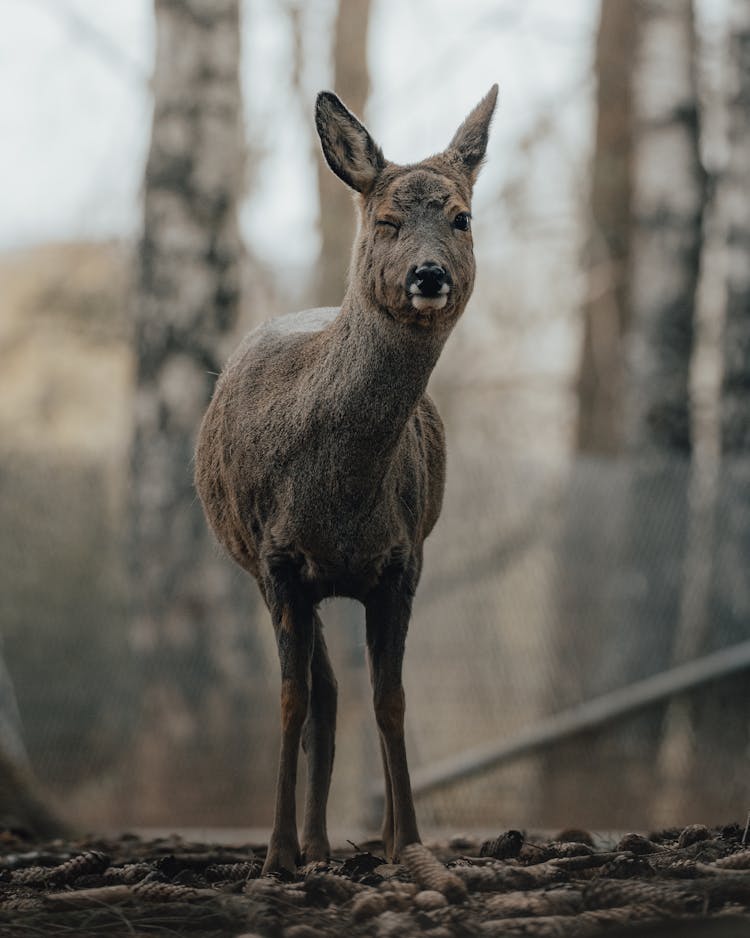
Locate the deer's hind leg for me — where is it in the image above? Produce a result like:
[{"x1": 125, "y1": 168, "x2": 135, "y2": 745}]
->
[
  {"x1": 376, "y1": 736, "x2": 395, "y2": 859},
  {"x1": 263, "y1": 568, "x2": 315, "y2": 875},
  {"x1": 365, "y1": 567, "x2": 421, "y2": 861},
  {"x1": 301, "y1": 612, "x2": 337, "y2": 862}
]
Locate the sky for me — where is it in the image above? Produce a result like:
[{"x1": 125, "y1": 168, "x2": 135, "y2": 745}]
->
[
  {"x1": 0, "y1": 0, "x2": 600, "y2": 275},
  {"x1": 0, "y1": 1, "x2": 152, "y2": 250}
]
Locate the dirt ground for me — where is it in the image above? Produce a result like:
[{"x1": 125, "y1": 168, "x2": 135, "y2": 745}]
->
[{"x1": 0, "y1": 824, "x2": 748, "y2": 937}]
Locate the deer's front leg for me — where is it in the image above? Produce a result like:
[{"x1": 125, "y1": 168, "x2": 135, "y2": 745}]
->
[
  {"x1": 264, "y1": 577, "x2": 314, "y2": 875},
  {"x1": 300, "y1": 613, "x2": 337, "y2": 862},
  {"x1": 376, "y1": 736, "x2": 395, "y2": 859},
  {"x1": 365, "y1": 572, "x2": 421, "y2": 860}
]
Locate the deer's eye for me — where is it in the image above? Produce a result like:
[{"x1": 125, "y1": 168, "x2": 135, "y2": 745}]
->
[
  {"x1": 376, "y1": 219, "x2": 400, "y2": 234},
  {"x1": 453, "y1": 212, "x2": 471, "y2": 231}
]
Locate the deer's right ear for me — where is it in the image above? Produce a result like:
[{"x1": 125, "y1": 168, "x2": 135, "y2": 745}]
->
[{"x1": 315, "y1": 91, "x2": 385, "y2": 194}]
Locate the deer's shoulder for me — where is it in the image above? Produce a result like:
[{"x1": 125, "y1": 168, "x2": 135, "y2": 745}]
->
[
  {"x1": 232, "y1": 306, "x2": 338, "y2": 359},
  {"x1": 216, "y1": 307, "x2": 338, "y2": 395}
]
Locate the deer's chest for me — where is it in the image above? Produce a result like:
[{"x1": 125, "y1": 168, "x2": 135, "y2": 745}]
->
[{"x1": 258, "y1": 439, "x2": 422, "y2": 595}]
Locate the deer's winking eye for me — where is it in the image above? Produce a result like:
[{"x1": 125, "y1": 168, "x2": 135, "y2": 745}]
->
[
  {"x1": 453, "y1": 212, "x2": 471, "y2": 231},
  {"x1": 376, "y1": 219, "x2": 400, "y2": 234}
]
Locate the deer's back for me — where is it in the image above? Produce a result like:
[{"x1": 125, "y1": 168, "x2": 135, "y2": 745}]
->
[{"x1": 195, "y1": 308, "x2": 446, "y2": 598}]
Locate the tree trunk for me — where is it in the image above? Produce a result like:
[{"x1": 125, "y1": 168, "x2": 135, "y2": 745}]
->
[
  {"x1": 0, "y1": 653, "x2": 64, "y2": 837},
  {"x1": 542, "y1": 0, "x2": 704, "y2": 829},
  {"x1": 608, "y1": 0, "x2": 705, "y2": 682},
  {"x1": 576, "y1": 0, "x2": 637, "y2": 456},
  {"x1": 0, "y1": 750, "x2": 65, "y2": 839},
  {"x1": 717, "y1": 0, "x2": 750, "y2": 459},
  {"x1": 625, "y1": 0, "x2": 704, "y2": 457},
  {"x1": 598, "y1": 0, "x2": 704, "y2": 823},
  {"x1": 686, "y1": 0, "x2": 750, "y2": 817},
  {"x1": 541, "y1": 0, "x2": 640, "y2": 828},
  {"x1": 310, "y1": 0, "x2": 375, "y2": 826},
  {"x1": 315, "y1": 0, "x2": 372, "y2": 306},
  {"x1": 129, "y1": 0, "x2": 273, "y2": 825}
]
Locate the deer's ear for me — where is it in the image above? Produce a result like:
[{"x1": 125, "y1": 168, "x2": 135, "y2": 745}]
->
[
  {"x1": 315, "y1": 91, "x2": 385, "y2": 194},
  {"x1": 447, "y1": 84, "x2": 499, "y2": 181}
]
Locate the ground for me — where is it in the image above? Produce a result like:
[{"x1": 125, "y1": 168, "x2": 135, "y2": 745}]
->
[{"x1": 0, "y1": 824, "x2": 748, "y2": 936}]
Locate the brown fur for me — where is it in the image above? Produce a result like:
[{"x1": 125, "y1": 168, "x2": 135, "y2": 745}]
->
[{"x1": 195, "y1": 85, "x2": 497, "y2": 873}]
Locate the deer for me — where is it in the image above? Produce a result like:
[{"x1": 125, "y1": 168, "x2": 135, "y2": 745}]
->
[{"x1": 194, "y1": 84, "x2": 498, "y2": 874}]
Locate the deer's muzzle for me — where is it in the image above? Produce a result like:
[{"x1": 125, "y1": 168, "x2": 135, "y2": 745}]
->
[{"x1": 406, "y1": 263, "x2": 452, "y2": 310}]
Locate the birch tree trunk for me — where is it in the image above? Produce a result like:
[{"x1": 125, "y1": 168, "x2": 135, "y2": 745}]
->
[
  {"x1": 686, "y1": 0, "x2": 750, "y2": 815},
  {"x1": 543, "y1": 0, "x2": 705, "y2": 829},
  {"x1": 315, "y1": 0, "x2": 372, "y2": 305},
  {"x1": 625, "y1": 0, "x2": 704, "y2": 457},
  {"x1": 600, "y1": 0, "x2": 704, "y2": 823},
  {"x1": 717, "y1": 1, "x2": 750, "y2": 459},
  {"x1": 612, "y1": 0, "x2": 704, "y2": 670},
  {"x1": 129, "y1": 0, "x2": 273, "y2": 824}
]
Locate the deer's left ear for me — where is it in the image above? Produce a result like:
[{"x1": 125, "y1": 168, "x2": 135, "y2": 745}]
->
[{"x1": 447, "y1": 84, "x2": 499, "y2": 181}]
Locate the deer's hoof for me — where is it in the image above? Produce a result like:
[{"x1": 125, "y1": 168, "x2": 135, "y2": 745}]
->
[
  {"x1": 301, "y1": 837, "x2": 330, "y2": 863},
  {"x1": 262, "y1": 839, "x2": 300, "y2": 875}
]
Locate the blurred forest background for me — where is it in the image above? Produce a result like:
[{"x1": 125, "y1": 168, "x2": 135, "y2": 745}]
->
[{"x1": 0, "y1": 0, "x2": 747, "y2": 838}]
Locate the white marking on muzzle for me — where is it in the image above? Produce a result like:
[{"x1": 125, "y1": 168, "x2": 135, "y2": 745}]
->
[{"x1": 411, "y1": 294, "x2": 448, "y2": 311}]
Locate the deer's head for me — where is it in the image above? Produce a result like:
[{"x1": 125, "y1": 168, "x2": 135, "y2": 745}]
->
[{"x1": 316, "y1": 85, "x2": 498, "y2": 330}]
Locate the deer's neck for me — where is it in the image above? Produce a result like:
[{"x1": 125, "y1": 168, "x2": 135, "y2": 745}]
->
[{"x1": 317, "y1": 297, "x2": 446, "y2": 468}]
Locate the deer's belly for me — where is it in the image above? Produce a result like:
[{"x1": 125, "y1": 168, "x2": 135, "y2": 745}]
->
[
  {"x1": 264, "y1": 502, "x2": 413, "y2": 599},
  {"x1": 302, "y1": 548, "x2": 395, "y2": 598}
]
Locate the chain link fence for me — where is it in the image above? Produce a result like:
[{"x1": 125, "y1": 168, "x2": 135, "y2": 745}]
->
[{"x1": 1, "y1": 331, "x2": 746, "y2": 834}]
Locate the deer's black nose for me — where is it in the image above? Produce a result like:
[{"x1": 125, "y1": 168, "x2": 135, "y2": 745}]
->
[{"x1": 407, "y1": 262, "x2": 451, "y2": 298}]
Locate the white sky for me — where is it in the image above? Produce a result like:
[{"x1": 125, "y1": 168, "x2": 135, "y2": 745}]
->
[{"x1": 0, "y1": 0, "x2": 599, "y2": 272}]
